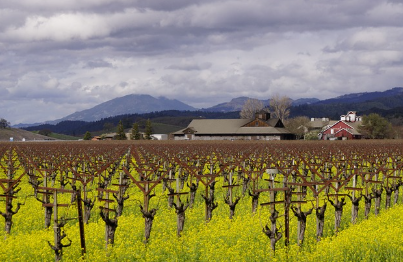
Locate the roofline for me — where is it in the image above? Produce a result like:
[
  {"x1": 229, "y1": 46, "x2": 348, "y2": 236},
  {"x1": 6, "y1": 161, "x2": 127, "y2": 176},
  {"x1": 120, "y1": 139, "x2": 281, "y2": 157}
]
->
[
  {"x1": 322, "y1": 120, "x2": 356, "y2": 133},
  {"x1": 334, "y1": 128, "x2": 357, "y2": 135},
  {"x1": 173, "y1": 132, "x2": 290, "y2": 136}
]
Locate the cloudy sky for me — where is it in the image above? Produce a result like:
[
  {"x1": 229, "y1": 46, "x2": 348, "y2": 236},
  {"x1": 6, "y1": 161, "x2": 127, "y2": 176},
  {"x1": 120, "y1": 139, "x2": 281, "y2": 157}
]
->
[{"x1": 1, "y1": 0, "x2": 403, "y2": 124}]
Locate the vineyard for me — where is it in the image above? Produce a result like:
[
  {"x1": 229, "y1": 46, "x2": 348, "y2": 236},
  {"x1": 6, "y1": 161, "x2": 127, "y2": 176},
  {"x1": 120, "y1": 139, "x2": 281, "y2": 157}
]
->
[{"x1": 0, "y1": 140, "x2": 402, "y2": 261}]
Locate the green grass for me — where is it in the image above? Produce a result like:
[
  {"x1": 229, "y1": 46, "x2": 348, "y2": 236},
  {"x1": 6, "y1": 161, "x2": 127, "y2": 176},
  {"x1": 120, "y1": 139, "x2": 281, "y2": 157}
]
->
[{"x1": 31, "y1": 131, "x2": 80, "y2": 140}]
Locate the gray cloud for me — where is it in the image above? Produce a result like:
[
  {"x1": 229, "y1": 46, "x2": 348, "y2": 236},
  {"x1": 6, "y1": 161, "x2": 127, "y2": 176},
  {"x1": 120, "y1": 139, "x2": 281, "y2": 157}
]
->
[
  {"x1": 1, "y1": 0, "x2": 403, "y2": 124},
  {"x1": 84, "y1": 59, "x2": 114, "y2": 69},
  {"x1": 166, "y1": 61, "x2": 212, "y2": 71}
]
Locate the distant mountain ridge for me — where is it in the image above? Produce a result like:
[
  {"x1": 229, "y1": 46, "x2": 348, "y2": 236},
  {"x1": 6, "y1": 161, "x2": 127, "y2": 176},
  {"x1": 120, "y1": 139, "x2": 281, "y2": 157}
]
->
[
  {"x1": 23, "y1": 110, "x2": 240, "y2": 136},
  {"x1": 53, "y1": 94, "x2": 197, "y2": 123},
  {"x1": 203, "y1": 97, "x2": 319, "y2": 112},
  {"x1": 290, "y1": 87, "x2": 403, "y2": 119},
  {"x1": 14, "y1": 87, "x2": 403, "y2": 128},
  {"x1": 33, "y1": 94, "x2": 320, "y2": 125},
  {"x1": 203, "y1": 97, "x2": 251, "y2": 112},
  {"x1": 20, "y1": 87, "x2": 403, "y2": 136},
  {"x1": 316, "y1": 87, "x2": 403, "y2": 104}
]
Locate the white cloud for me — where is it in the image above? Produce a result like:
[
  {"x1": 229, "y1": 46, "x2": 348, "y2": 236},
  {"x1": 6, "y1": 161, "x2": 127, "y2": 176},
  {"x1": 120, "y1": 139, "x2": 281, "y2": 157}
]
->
[
  {"x1": 5, "y1": 13, "x2": 110, "y2": 41},
  {"x1": 1, "y1": 0, "x2": 403, "y2": 124}
]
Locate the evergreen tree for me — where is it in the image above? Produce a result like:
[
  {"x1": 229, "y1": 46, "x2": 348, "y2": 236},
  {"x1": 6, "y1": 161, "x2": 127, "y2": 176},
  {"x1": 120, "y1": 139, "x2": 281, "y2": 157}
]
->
[
  {"x1": 131, "y1": 123, "x2": 141, "y2": 140},
  {"x1": 115, "y1": 120, "x2": 127, "y2": 140},
  {"x1": 83, "y1": 131, "x2": 92, "y2": 140},
  {"x1": 145, "y1": 119, "x2": 153, "y2": 140},
  {"x1": 103, "y1": 122, "x2": 114, "y2": 133},
  {"x1": 0, "y1": 118, "x2": 10, "y2": 129}
]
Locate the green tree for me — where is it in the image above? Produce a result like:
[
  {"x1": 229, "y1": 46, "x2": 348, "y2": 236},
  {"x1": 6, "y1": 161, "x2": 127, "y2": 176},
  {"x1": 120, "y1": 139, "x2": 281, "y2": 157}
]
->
[
  {"x1": 103, "y1": 122, "x2": 114, "y2": 133},
  {"x1": 122, "y1": 118, "x2": 132, "y2": 129},
  {"x1": 145, "y1": 119, "x2": 153, "y2": 140},
  {"x1": 0, "y1": 118, "x2": 10, "y2": 129},
  {"x1": 115, "y1": 120, "x2": 127, "y2": 140},
  {"x1": 284, "y1": 116, "x2": 311, "y2": 139},
  {"x1": 131, "y1": 123, "x2": 141, "y2": 140},
  {"x1": 304, "y1": 130, "x2": 320, "y2": 140},
  {"x1": 38, "y1": 129, "x2": 52, "y2": 136},
  {"x1": 83, "y1": 131, "x2": 92, "y2": 140},
  {"x1": 358, "y1": 113, "x2": 396, "y2": 139}
]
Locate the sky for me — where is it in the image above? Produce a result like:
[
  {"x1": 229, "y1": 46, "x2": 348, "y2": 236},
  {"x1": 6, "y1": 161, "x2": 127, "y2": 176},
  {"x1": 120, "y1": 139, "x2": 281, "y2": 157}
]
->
[{"x1": 1, "y1": 0, "x2": 403, "y2": 124}]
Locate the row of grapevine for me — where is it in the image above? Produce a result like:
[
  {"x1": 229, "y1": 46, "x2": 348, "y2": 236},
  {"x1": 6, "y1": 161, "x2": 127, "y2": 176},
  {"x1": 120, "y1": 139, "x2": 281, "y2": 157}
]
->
[{"x1": 0, "y1": 140, "x2": 402, "y2": 261}]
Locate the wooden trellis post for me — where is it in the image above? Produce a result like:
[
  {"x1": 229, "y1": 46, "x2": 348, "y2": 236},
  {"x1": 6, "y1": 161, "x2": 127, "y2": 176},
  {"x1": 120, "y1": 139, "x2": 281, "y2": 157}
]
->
[
  {"x1": 222, "y1": 170, "x2": 241, "y2": 219},
  {"x1": 167, "y1": 177, "x2": 189, "y2": 237},
  {"x1": 97, "y1": 188, "x2": 118, "y2": 248},
  {"x1": 37, "y1": 187, "x2": 74, "y2": 262},
  {"x1": 76, "y1": 188, "x2": 86, "y2": 255}
]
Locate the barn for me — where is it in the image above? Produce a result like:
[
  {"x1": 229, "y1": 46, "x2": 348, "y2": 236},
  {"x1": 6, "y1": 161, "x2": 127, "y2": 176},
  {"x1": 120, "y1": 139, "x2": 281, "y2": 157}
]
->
[
  {"x1": 319, "y1": 111, "x2": 363, "y2": 140},
  {"x1": 172, "y1": 112, "x2": 294, "y2": 140}
]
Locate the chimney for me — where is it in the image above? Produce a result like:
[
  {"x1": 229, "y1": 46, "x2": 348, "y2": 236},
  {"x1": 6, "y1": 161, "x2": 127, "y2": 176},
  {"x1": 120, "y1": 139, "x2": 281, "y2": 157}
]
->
[{"x1": 255, "y1": 111, "x2": 270, "y2": 120}]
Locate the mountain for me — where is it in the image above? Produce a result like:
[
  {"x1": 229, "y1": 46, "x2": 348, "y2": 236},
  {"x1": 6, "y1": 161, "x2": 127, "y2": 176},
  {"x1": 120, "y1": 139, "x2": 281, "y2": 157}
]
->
[
  {"x1": 24, "y1": 110, "x2": 240, "y2": 136},
  {"x1": 54, "y1": 94, "x2": 197, "y2": 122},
  {"x1": 290, "y1": 87, "x2": 403, "y2": 119},
  {"x1": 316, "y1": 87, "x2": 403, "y2": 104},
  {"x1": 20, "y1": 87, "x2": 403, "y2": 136},
  {"x1": 291, "y1": 98, "x2": 320, "y2": 106},
  {"x1": 203, "y1": 97, "x2": 252, "y2": 112},
  {"x1": 15, "y1": 87, "x2": 403, "y2": 128},
  {"x1": 202, "y1": 88, "x2": 402, "y2": 114},
  {"x1": 203, "y1": 97, "x2": 319, "y2": 112}
]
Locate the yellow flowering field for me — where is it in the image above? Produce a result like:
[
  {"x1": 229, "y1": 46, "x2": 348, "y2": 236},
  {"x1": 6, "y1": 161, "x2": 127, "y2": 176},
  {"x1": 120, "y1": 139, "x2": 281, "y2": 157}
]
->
[
  {"x1": 0, "y1": 174, "x2": 402, "y2": 262},
  {"x1": 0, "y1": 141, "x2": 402, "y2": 261}
]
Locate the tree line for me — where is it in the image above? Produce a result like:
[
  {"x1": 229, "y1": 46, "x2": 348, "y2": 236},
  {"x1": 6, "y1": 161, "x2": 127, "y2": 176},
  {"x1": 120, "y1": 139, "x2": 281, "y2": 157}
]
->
[
  {"x1": 239, "y1": 95, "x2": 399, "y2": 139},
  {"x1": 83, "y1": 119, "x2": 153, "y2": 140}
]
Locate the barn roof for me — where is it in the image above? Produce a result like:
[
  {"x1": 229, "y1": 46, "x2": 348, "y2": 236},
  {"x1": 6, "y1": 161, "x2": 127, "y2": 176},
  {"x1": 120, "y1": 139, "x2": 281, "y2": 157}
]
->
[
  {"x1": 322, "y1": 120, "x2": 362, "y2": 135},
  {"x1": 310, "y1": 119, "x2": 336, "y2": 129},
  {"x1": 173, "y1": 118, "x2": 291, "y2": 135}
]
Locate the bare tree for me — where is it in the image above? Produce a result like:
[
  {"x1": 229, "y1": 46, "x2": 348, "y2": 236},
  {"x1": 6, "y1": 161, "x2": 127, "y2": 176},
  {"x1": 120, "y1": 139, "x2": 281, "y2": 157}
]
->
[
  {"x1": 100, "y1": 209, "x2": 118, "y2": 247},
  {"x1": 240, "y1": 98, "x2": 266, "y2": 119},
  {"x1": 201, "y1": 181, "x2": 218, "y2": 221},
  {"x1": 364, "y1": 192, "x2": 375, "y2": 219},
  {"x1": 291, "y1": 205, "x2": 313, "y2": 245},
  {"x1": 140, "y1": 205, "x2": 157, "y2": 243},
  {"x1": 263, "y1": 224, "x2": 282, "y2": 253},
  {"x1": 372, "y1": 187, "x2": 383, "y2": 215},
  {"x1": 248, "y1": 190, "x2": 260, "y2": 213},
  {"x1": 172, "y1": 198, "x2": 189, "y2": 237},
  {"x1": 224, "y1": 195, "x2": 241, "y2": 219},
  {"x1": 47, "y1": 218, "x2": 72, "y2": 262},
  {"x1": 269, "y1": 94, "x2": 292, "y2": 122},
  {"x1": 314, "y1": 202, "x2": 327, "y2": 241},
  {"x1": 187, "y1": 181, "x2": 199, "y2": 208},
  {"x1": 328, "y1": 196, "x2": 346, "y2": 234},
  {"x1": 346, "y1": 193, "x2": 362, "y2": 224}
]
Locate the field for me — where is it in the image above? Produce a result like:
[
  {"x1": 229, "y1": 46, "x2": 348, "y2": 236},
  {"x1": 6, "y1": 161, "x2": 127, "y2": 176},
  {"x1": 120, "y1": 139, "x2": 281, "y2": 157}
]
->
[
  {"x1": 0, "y1": 140, "x2": 402, "y2": 261},
  {"x1": 0, "y1": 128, "x2": 56, "y2": 142}
]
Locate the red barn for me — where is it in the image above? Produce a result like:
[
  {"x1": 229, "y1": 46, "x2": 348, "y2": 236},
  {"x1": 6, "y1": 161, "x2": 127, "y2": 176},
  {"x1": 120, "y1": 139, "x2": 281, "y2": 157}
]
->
[{"x1": 320, "y1": 111, "x2": 362, "y2": 140}]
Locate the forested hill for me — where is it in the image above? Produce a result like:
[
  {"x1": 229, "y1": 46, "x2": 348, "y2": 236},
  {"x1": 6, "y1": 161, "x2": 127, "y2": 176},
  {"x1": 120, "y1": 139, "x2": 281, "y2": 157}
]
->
[
  {"x1": 23, "y1": 90, "x2": 403, "y2": 137},
  {"x1": 290, "y1": 93, "x2": 403, "y2": 121},
  {"x1": 23, "y1": 110, "x2": 240, "y2": 136}
]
